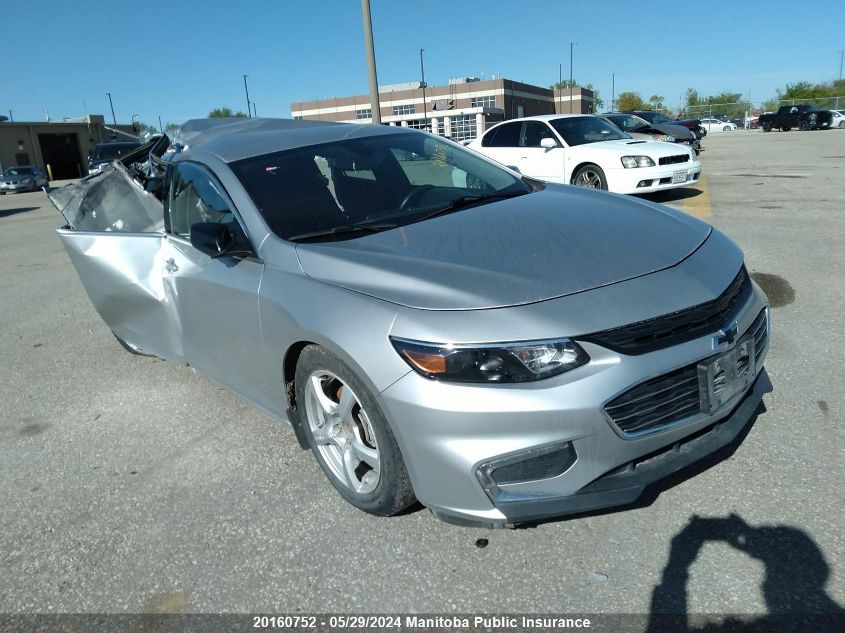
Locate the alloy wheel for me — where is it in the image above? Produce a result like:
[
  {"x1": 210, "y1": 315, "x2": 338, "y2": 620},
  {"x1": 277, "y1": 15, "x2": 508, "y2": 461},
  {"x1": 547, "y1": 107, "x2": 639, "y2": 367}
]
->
[
  {"x1": 574, "y1": 170, "x2": 603, "y2": 188},
  {"x1": 303, "y1": 370, "x2": 381, "y2": 494}
]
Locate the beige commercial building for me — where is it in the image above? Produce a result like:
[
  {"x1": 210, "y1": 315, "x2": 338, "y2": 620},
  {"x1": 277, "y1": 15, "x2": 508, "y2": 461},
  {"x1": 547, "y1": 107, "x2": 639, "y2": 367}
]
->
[
  {"x1": 0, "y1": 115, "x2": 136, "y2": 179},
  {"x1": 291, "y1": 77, "x2": 594, "y2": 143}
]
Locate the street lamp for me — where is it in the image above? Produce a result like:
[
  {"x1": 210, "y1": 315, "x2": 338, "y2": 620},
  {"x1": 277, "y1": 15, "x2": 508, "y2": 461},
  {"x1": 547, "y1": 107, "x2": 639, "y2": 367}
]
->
[
  {"x1": 611, "y1": 73, "x2": 615, "y2": 111},
  {"x1": 569, "y1": 42, "x2": 577, "y2": 113},
  {"x1": 243, "y1": 74, "x2": 252, "y2": 118},
  {"x1": 131, "y1": 114, "x2": 139, "y2": 132},
  {"x1": 420, "y1": 48, "x2": 428, "y2": 131},
  {"x1": 105, "y1": 92, "x2": 116, "y2": 124},
  {"x1": 158, "y1": 116, "x2": 163, "y2": 133}
]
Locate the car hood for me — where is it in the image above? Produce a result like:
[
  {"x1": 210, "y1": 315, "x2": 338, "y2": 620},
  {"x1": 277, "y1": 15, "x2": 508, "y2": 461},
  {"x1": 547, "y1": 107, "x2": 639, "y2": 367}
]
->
[
  {"x1": 649, "y1": 123, "x2": 695, "y2": 139},
  {"x1": 295, "y1": 186, "x2": 711, "y2": 310},
  {"x1": 581, "y1": 139, "x2": 692, "y2": 157}
]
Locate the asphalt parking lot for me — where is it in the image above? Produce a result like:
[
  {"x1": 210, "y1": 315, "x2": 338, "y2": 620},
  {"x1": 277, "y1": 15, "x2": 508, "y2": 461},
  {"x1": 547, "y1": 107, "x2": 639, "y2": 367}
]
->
[{"x1": 1, "y1": 130, "x2": 843, "y2": 623}]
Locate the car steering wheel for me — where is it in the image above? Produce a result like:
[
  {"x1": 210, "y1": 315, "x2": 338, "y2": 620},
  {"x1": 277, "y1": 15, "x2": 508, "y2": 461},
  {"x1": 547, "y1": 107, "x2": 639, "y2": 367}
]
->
[{"x1": 399, "y1": 185, "x2": 435, "y2": 210}]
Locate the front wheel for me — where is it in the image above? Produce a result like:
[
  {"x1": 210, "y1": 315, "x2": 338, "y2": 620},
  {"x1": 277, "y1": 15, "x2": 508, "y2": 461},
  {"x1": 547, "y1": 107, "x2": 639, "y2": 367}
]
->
[
  {"x1": 761, "y1": 122, "x2": 772, "y2": 132},
  {"x1": 723, "y1": 126, "x2": 731, "y2": 131},
  {"x1": 799, "y1": 120, "x2": 810, "y2": 131},
  {"x1": 571, "y1": 164, "x2": 608, "y2": 190},
  {"x1": 295, "y1": 345, "x2": 416, "y2": 516},
  {"x1": 839, "y1": 121, "x2": 844, "y2": 129}
]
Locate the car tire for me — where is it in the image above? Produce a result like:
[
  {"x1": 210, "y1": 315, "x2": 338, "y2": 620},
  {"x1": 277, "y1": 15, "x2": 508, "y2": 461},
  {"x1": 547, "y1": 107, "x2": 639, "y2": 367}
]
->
[
  {"x1": 295, "y1": 344, "x2": 416, "y2": 516},
  {"x1": 799, "y1": 120, "x2": 810, "y2": 131},
  {"x1": 723, "y1": 126, "x2": 731, "y2": 131},
  {"x1": 112, "y1": 331, "x2": 156, "y2": 356},
  {"x1": 839, "y1": 121, "x2": 844, "y2": 129},
  {"x1": 572, "y1": 164, "x2": 608, "y2": 190},
  {"x1": 761, "y1": 122, "x2": 772, "y2": 132},
  {"x1": 781, "y1": 126, "x2": 790, "y2": 132}
]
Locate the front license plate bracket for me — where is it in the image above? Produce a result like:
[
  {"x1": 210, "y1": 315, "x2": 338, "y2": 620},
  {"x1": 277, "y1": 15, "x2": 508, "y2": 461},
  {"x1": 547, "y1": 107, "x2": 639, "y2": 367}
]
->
[{"x1": 698, "y1": 335, "x2": 756, "y2": 414}]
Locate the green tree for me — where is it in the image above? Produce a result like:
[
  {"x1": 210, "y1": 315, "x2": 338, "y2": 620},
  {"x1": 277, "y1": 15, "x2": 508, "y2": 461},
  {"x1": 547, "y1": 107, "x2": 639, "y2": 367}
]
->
[
  {"x1": 163, "y1": 123, "x2": 181, "y2": 137},
  {"x1": 648, "y1": 95, "x2": 666, "y2": 112},
  {"x1": 772, "y1": 80, "x2": 845, "y2": 108},
  {"x1": 551, "y1": 80, "x2": 604, "y2": 111},
  {"x1": 208, "y1": 107, "x2": 248, "y2": 118},
  {"x1": 614, "y1": 91, "x2": 648, "y2": 111}
]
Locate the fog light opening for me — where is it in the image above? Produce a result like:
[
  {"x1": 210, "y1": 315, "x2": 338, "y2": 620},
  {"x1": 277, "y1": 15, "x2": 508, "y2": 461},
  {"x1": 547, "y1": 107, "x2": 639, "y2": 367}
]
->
[{"x1": 476, "y1": 441, "x2": 577, "y2": 502}]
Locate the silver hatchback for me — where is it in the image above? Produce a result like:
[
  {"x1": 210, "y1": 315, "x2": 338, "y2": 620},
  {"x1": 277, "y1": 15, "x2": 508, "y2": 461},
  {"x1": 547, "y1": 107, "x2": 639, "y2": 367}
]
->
[{"x1": 52, "y1": 119, "x2": 771, "y2": 527}]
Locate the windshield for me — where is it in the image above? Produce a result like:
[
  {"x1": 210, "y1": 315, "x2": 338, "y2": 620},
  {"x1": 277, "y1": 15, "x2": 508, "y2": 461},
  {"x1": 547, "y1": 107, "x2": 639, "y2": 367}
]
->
[
  {"x1": 93, "y1": 143, "x2": 141, "y2": 161},
  {"x1": 231, "y1": 132, "x2": 530, "y2": 241},
  {"x1": 4, "y1": 167, "x2": 33, "y2": 176},
  {"x1": 548, "y1": 116, "x2": 629, "y2": 146}
]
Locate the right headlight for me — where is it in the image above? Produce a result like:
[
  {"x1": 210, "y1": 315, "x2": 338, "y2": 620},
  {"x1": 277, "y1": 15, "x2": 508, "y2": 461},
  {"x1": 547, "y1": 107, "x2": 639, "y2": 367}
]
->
[
  {"x1": 621, "y1": 155, "x2": 656, "y2": 168},
  {"x1": 390, "y1": 337, "x2": 589, "y2": 383}
]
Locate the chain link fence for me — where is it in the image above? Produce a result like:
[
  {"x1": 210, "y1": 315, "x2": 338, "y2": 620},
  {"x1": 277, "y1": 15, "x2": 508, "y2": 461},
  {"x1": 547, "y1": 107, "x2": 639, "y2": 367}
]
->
[{"x1": 770, "y1": 96, "x2": 844, "y2": 111}]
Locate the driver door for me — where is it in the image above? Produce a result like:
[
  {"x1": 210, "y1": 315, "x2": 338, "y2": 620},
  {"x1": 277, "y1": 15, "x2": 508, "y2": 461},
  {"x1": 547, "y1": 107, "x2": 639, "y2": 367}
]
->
[{"x1": 516, "y1": 121, "x2": 566, "y2": 183}]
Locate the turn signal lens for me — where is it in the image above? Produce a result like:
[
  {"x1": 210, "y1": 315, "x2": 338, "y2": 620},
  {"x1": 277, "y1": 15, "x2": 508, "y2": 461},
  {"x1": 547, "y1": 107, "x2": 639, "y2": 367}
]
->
[{"x1": 401, "y1": 349, "x2": 447, "y2": 374}]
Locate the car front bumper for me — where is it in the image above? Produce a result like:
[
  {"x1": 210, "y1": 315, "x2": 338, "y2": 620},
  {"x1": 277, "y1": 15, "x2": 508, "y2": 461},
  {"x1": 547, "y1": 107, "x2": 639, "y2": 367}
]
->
[
  {"x1": 378, "y1": 284, "x2": 769, "y2": 527},
  {"x1": 604, "y1": 158, "x2": 703, "y2": 194},
  {"x1": 0, "y1": 182, "x2": 34, "y2": 192}
]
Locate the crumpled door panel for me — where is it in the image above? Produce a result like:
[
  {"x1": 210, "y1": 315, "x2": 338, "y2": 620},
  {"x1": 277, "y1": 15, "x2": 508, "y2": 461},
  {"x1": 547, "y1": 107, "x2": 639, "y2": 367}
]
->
[{"x1": 57, "y1": 230, "x2": 184, "y2": 361}]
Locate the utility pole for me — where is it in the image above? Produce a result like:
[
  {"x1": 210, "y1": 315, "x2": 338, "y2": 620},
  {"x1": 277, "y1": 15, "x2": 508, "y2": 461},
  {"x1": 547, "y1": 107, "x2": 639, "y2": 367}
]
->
[
  {"x1": 569, "y1": 42, "x2": 577, "y2": 113},
  {"x1": 252, "y1": 102, "x2": 257, "y2": 118},
  {"x1": 420, "y1": 48, "x2": 428, "y2": 131},
  {"x1": 158, "y1": 116, "x2": 163, "y2": 133},
  {"x1": 361, "y1": 0, "x2": 382, "y2": 124},
  {"x1": 8, "y1": 109, "x2": 12, "y2": 122},
  {"x1": 611, "y1": 73, "x2": 615, "y2": 111},
  {"x1": 559, "y1": 63, "x2": 563, "y2": 113},
  {"x1": 105, "y1": 92, "x2": 116, "y2": 124},
  {"x1": 243, "y1": 75, "x2": 251, "y2": 118},
  {"x1": 839, "y1": 50, "x2": 844, "y2": 81}
]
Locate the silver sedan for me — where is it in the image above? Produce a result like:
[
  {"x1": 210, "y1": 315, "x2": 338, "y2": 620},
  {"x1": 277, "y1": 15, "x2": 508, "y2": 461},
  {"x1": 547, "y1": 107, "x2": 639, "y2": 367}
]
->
[{"x1": 52, "y1": 119, "x2": 771, "y2": 527}]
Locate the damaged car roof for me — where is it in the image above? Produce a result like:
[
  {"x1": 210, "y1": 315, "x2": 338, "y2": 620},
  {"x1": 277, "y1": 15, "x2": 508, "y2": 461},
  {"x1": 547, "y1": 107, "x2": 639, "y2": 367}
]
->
[{"x1": 177, "y1": 117, "x2": 416, "y2": 163}]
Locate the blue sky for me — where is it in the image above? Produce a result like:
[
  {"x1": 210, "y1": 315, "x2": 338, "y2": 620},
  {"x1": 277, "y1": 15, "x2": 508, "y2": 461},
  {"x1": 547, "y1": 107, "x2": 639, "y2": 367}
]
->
[{"x1": 3, "y1": 0, "x2": 843, "y2": 126}]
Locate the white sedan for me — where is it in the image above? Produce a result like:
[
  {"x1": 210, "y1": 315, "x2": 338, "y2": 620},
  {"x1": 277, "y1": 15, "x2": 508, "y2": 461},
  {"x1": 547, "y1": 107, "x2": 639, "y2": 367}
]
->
[
  {"x1": 830, "y1": 110, "x2": 845, "y2": 128},
  {"x1": 700, "y1": 118, "x2": 737, "y2": 132},
  {"x1": 468, "y1": 114, "x2": 701, "y2": 194}
]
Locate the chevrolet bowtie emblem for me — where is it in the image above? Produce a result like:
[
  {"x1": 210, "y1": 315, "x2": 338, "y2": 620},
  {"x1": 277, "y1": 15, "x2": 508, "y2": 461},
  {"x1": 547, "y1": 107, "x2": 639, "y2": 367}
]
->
[{"x1": 714, "y1": 322, "x2": 739, "y2": 348}]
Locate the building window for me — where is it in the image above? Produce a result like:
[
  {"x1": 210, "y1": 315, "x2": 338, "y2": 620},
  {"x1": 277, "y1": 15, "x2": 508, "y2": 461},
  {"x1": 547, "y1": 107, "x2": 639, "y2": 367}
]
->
[
  {"x1": 355, "y1": 108, "x2": 372, "y2": 120},
  {"x1": 406, "y1": 119, "x2": 429, "y2": 131},
  {"x1": 449, "y1": 114, "x2": 478, "y2": 143},
  {"x1": 470, "y1": 96, "x2": 496, "y2": 108},
  {"x1": 292, "y1": 115, "x2": 302, "y2": 120},
  {"x1": 392, "y1": 104, "x2": 416, "y2": 116}
]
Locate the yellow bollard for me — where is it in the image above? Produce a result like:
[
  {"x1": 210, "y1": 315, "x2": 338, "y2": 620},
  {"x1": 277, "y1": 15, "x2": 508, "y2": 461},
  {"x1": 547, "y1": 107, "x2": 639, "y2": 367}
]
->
[{"x1": 46, "y1": 164, "x2": 53, "y2": 181}]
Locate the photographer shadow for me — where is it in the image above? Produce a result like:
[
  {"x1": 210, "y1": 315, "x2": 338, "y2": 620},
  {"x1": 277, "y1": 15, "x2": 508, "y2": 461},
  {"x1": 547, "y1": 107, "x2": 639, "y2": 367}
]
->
[{"x1": 647, "y1": 513, "x2": 844, "y2": 633}]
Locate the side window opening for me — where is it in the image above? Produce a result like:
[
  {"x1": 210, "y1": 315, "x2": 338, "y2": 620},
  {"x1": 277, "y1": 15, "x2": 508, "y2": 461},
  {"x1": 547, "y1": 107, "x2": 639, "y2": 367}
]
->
[{"x1": 167, "y1": 163, "x2": 235, "y2": 238}]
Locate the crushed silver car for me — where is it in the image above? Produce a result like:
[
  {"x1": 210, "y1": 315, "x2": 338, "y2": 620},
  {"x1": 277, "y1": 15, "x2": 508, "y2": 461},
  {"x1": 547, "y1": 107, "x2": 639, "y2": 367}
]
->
[{"x1": 52, "y1": 118, "x2": 771, "y2": 527}]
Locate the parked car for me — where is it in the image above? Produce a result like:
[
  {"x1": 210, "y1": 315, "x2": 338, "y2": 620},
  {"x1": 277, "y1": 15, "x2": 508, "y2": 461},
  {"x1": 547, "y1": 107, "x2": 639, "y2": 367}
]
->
[
  {"x1": 700, "y1": 118, "x2": 738, "y2": 132},
  {"x1": 52, "y1": 119, "x2": 771, "y2": 527},
  {"x1": 88, "y1": 141, "x2": 142, "y2": 174},
  {"x1": 830, "y1": 110, "x2": 845, "y2": 128},
  {"x1": 757, "y1": 105, "x2": 834, "y2": 132},
  {"x1": 626, "y1": 110, "x2": 706, "y2": 139},
  {"x1": 468, "y1": 114, "x2": 702, "y2": 194},
  {"x1": 0, "y1": 165, "x2": 49, "y2": 194},
  {"x1": 602, "y1": 113, "x2": 701, "y2": 154}
]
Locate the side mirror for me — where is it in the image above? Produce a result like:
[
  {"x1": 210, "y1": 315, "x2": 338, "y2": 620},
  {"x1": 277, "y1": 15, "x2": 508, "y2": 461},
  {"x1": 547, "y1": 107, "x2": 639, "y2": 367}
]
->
[
  {"x1": 190, "y1": 222, "x2": 251, "y2": 258},
  {"x1": 540, "y1": 137, "x2": 558, "y2": 150}
]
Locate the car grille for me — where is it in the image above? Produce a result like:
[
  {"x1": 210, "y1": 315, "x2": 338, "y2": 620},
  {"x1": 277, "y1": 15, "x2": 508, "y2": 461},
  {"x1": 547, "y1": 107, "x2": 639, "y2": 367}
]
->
[
  {"x1": 604, "y1": 364, "x2": 701, "y2": 435},
  {"x1": 750, "y1": 307, "x2": 768, "y2": 365},
  {"x1": 582, "y1": 266, "x2": 752, "y2": 355},
  {"x1": 659, "y1": 154, "x2": 690, "y2": 165},
  {"x1": 604, "y1": 307, "x2": 768, "y2": 436}
]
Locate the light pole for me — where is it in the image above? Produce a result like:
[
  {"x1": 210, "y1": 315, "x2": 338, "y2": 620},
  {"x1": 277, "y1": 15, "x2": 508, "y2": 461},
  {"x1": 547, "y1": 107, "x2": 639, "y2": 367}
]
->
[
  {"x1": 158, "y1": 115, "x2": 163, "y2": 133},
  {"x1": 243, "y1": 74, "x2": 251, "y2": 118},
  {"x1": 569, "y1": 42, "x2": 577, "y2": 113},
  {"x1": 611, "y1": 73, "x2": 615, "y2": 111},
  {"x1": 252, "y1": 102, "x2": 257, "y2": 118},
  {"x1": 360, "y1": 0, "x2": 382, "y2": 124},
  {"x1": 420, "y1": 48, "x2": 428, "y2": 131},
  {"x1": 839, "y1": 50, "x2": 844, "y2": 81},
  {"x1": 105, "y1": 92, "x2": 116, "y2": 124},
  {"x1": 8, "y1": 109, "x2": 12, "y2": 122}
]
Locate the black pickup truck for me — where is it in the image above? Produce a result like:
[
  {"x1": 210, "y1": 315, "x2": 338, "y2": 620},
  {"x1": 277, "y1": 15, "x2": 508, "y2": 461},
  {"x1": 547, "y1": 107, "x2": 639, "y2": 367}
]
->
[{"x1": 758, "y1": 105, "x2": 834, "y2": 132}]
